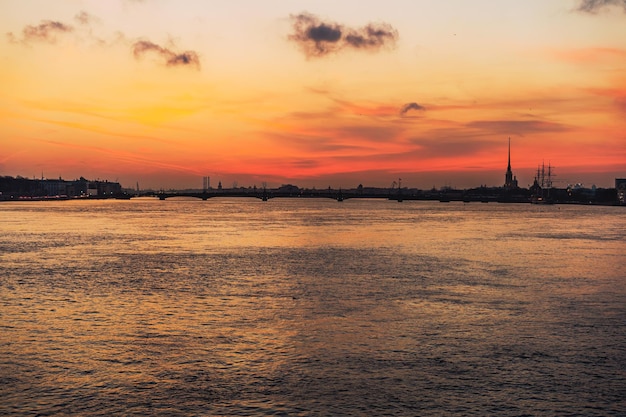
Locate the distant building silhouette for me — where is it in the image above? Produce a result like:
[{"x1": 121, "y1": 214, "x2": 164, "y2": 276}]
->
[
  {"x1": 616, "y1": 178, "x2": 626, "y2": 205},
  {"x1": 278, "y1": 184, "x2": 300, "y2": 194},
  {"x1": 504, "y1": 137, "x2": 518, "y2": 189},
  {"x1": 0, "y1": 176, "x2": 122, "y2": 199}
]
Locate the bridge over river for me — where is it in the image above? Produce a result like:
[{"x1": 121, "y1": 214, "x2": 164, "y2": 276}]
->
[
  {"x1": 151, "y1": 189, "x2": 406, "y2": 202},
  {"x1": 144, "y1": 188, "x2": 531, "y2": 203}
]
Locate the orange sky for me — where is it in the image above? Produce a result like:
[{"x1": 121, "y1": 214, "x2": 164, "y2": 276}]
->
[{"x1": 1, "y1": 0, "x2": 625, "y2": 189}]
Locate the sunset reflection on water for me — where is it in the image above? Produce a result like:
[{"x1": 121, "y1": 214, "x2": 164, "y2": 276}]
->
[{"x1": 1, "y1": 199, "x2": 624, "y2": 415}]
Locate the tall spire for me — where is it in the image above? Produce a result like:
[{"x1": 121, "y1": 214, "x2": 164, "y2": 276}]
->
[
  {"x1": 504, "y1": 137, "x2": 516, "y2": 188},
  {"x1": 507, "y1": 137, "x2": 511, "y2": 171}
]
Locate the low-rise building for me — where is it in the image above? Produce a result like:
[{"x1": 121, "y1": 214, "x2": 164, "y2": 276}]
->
[{"x1": 616, "y1": 179, "x2": 626, "y2": 205}]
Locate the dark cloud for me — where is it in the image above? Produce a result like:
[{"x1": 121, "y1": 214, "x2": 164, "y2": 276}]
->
[
  {"x1": 400, "y1": 102, "x2": 426, "y2": 115},
  {"x1": 289, "y1": 12, "x2": 398, "y2": 58},
  {"x1": 308, "y1": 23, "x2": 342, "y2": 43},
  {"x1": 7, "y1": 20, "x2": 73, "y2": 44},
  {"x1": 289, "y1": 13, "x2": 342, "y2": 57},
  {"x1": 576, "y1": 0, "x2": 626, "y2": 13},
  {"x1": 132, "y1": 40, "x2": 200, "y2": 69},
  {"x1": 344, "y1": 24, "x2": 398, "y2": 49}
]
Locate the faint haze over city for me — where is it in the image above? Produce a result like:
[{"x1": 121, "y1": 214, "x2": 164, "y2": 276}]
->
[{"x1": 1, "y1": 0, "x2": 625, "y2": 190}]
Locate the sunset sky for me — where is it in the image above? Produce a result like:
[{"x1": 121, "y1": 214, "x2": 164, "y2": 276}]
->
[{"x1": 1, "y1": 0, "x2": 625, "y2": 190}]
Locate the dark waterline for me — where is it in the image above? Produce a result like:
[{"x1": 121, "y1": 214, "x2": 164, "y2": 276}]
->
[{"x1": 1, "y1": 199, "x2": 624, "y2": 416}]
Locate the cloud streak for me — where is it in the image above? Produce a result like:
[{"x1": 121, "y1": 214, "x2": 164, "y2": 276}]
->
[
  {"x1": 576, "y1": 0, "x2": 626, "y2": 13},
  {"x1": 7, "y1": 15, "x2": 201, "y2": 71},
  {"x1": 407, "y1": 136, "x2": 495, "y2": 160},
  {"x1": 289, "y1": 12, "x2": 398, "y2": 58},
  {"x1": 586, "y1": 87, "x2": 626, "y2": 113},
  {"x1": 400, "y1": 102, "x2": 426, "y2": 115},
  {"x1": 7, "y1": 20, "x2": 73, "y2": 44},
  {"x1": 550, "y1": 47, "x2": 626, "y2": 64},
  {"x1": 466, "y1": 120, "x2": 569, "y2": 135},
  {"x1": 132, "y1": 40, "x2": 201, "y2": 69}
]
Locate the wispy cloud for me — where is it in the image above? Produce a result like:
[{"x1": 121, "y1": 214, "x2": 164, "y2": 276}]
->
[
  {"x1": 400, "y1": 102, "x2": 426, "y2": 116},
  {"x1": 74, "y1": 10, "x2": 97, "y2": 25},
  {"x1": 576, "y1": 0, "x2": 626, "y2": 13},
  {"x1": 6, "y1": 14, "x2": 200, "y2": 72},
  {"x1": 344, "y1": 24, "x2": 398, "y2": 49},
  {"x1": 7, "y1": 20, "x2": 73, "y2": 44},
  {"x1": 585, "y1": 87, "x2": 626, "y2": 113},
  {"x1": 288, "y1": 12, "x2": 398, "y2": 58},
  {"x1": 132, "y1": 40, "x2": 201, "y2": 69},
  {"x1": 466, "y1": 120, "x2": 569, "y2": 135},
  {"x1": 407, "y1": 135, "x2": 495, "y2": 159},
  {"x1": 550, "y1": 47, "x2": 626, "y2": 63},
  {"x1": 30, "y1": 136, "x2": 202, "y2": 175},
  {"x1": 323, "y1": 124, "x2": 405, "y2": 144}
]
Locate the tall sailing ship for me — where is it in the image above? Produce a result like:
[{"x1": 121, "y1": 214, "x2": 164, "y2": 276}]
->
[{"x1": 530, "y1": 162, "x2": 555, "y2": 204}]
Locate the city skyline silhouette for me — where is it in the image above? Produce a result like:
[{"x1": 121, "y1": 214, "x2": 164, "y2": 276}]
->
[{"x1": 1, "y1": 1, "x2": 625, "y2": 190}]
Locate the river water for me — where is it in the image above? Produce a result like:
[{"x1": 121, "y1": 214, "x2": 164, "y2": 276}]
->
[{"x1": 0, "y1": 198, "x2": 624, "y2": 416}]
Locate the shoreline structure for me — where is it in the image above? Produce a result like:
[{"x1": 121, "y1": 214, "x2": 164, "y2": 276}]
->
[
  {"x1": 0, "y1": 176, "x2": 623, "y2": 206},
  {"x1": 2, "y1": 140, "x2": 625, "y2": 204}
]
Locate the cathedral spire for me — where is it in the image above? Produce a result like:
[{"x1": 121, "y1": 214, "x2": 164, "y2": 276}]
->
[
  {"x1": 507, "y1": 137, "x2": 511, "y2": 171},
  {"x1": 504, "y1": 137, "x2": 517, "y2": 189}
]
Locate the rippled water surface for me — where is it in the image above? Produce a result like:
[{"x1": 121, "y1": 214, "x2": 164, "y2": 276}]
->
[{"x1": 1, "y1": 199, "x2": 624, "y2": 416}]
